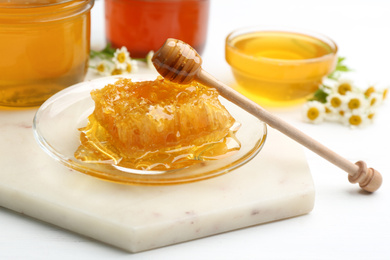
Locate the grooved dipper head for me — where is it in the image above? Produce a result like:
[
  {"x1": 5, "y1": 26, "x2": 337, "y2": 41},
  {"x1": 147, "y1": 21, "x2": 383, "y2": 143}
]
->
[{"x1": 152, "y1": 38, "x2": 202, "y2": 84}]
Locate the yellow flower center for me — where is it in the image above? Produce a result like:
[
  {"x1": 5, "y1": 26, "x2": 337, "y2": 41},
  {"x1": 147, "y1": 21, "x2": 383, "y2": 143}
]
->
[
  {"x1": 97, "y1": 63, "x2": 105, "y2": 72},
  {"x1": 383, "y1": 88, "x2": 388, "y2": 100},
  {"x1": 370, "y1": 97, "x2": 377, "y2": 106},
  {"x1": 348, "y1": 98, "x2": 360, "y2": 109},
  {"x1": 349, "y1": 115, "x2": 362, "y2": 126},
  {"x1": 364, "y1": 86, "x2": 375, "y2": 97},
  {"x1": 111, "y1": 68, "x2": 123, "y2": 75},
  {"x1": 307, "y1": 107, "x2": 320, "y2": 120},
  {"x1": 126, "y1": 62, "x2": 132, "y2": 73},
  {"x1": 117, "y1": 52, "x2": 126, "y2": 63},
  {"x1": 338, "y1": 83, "x2": 352, "y2": 95},
  {"x1": 325, "y1": 107, "x2": 331, "y2": 113},
  {"x1": 339, "y1": 110, "x2": 345, "y2": 116},
  {"x1": 330, "y1": 97, "x2": 342, "y2": 108},
  {"x1": 368, "y1": 113, "x2": 375, "y2": 119}
]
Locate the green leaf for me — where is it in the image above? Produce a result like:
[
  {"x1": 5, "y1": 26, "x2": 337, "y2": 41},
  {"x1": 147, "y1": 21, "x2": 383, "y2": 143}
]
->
[
  {"x1": 90, "y1": 44, "x2": 116, "y2": 60},
  {"x1": 309, "y1": 87, "x2": 328, "y2": 103},
  {"x1": 327, "y1": 56, "x2": 352, "y2": 80}
]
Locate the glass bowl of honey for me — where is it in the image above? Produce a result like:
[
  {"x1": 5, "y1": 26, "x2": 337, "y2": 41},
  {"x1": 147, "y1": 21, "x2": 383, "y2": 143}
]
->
[
  {"x1": 225, "y1": 26, "x2": 338, "y2": 107},
  {"x1": 104, "y1": 0, "x2": 210, "y2": 58},
  {"x1": 0, "y1": 0, "x2": 94, "y2": 107},
  {"x1": 33, "y1": 74, "x2": 267, "y2": 185}
]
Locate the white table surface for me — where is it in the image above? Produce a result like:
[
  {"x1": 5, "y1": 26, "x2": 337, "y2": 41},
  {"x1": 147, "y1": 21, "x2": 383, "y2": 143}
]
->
[{"x1": 1, "y1": 0, "x2": 390, "y2": 259}]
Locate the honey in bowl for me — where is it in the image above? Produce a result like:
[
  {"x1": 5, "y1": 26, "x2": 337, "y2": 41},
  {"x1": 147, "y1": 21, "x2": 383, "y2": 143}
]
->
[
  {"x1": 225, "y1": 27, "x2": 338, "y2": 107},
  {"x1": 75, "y1": 77, "x2": 241, "y2": 171}
]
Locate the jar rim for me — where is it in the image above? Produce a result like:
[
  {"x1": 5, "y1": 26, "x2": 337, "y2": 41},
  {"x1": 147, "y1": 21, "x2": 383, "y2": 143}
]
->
[
  {"x1": 0, "y1": 0, "x2": 94, "y2": 23},
  {"x1": 0, "y1": 0, "x2": 75, "y2": 9}
]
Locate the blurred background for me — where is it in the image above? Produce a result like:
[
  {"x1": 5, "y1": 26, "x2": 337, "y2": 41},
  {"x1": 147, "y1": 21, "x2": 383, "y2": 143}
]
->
[{"x1": 92, "y1": 0, "x2": 390, "y2": 83}]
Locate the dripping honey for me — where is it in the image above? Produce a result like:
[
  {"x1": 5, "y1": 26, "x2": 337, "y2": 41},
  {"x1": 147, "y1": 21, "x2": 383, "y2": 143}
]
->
[
  {"x1": 75, "y1": 78, "x2": 241, "y2": 171},
  {"x1": 0, "y1": 0, "x2": 94, "y2": 107},
  {"x1": 226, "y1": 29, "x2": 338, "y2": 107}
]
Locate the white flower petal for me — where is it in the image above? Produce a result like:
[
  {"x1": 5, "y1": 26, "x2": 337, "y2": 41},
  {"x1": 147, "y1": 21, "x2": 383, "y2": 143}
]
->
[
  {"x1": 146, "y1": 50, "x2": 155, "y2": 70},
  {"x1": 130, "y1": 60, "x2": 139, "y2": 73},
  {"x1": 323, "y1": 105, "x2": 341, "y2": 122}
]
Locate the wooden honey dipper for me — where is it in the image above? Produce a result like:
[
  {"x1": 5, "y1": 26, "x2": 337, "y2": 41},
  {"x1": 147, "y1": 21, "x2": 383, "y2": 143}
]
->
[{"x1": 152, "y1": 38, "x2": 383, "y2": 193}]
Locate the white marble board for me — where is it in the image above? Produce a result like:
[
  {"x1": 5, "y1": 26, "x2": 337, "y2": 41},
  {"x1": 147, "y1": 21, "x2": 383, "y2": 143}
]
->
[{"x1": 0, "y1": 108, "x2": 315, "y2": 253}]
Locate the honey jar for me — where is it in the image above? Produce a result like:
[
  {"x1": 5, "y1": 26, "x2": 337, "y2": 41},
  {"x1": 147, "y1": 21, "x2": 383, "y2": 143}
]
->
[
  {"x1": 0, "y1": 0, "x2": 94, "y2": 107},
  {"x1": 104, "y1": 0, "x2": 210, "y2": 58}
]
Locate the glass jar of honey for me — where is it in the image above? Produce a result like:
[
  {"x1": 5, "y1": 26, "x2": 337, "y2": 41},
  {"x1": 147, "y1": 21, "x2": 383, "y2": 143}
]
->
[
  {"x1": 104, "y1": 0, "x2": 210, "y2": 58},
  {"x1": 0, "y1": 0, "x2": 94, "y2": 107}
]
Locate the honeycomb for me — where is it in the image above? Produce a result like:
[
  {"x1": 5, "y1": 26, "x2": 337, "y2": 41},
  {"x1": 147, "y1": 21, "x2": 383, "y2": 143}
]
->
[{"x1": 75, "y1": 77, "x2": 239, "y2": 170}]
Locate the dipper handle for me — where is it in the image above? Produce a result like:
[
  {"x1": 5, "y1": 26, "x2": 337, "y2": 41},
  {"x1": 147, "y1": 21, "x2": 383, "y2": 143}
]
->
[{"x1": 152, "y1": 38, "x2": 383, "y2": 192}]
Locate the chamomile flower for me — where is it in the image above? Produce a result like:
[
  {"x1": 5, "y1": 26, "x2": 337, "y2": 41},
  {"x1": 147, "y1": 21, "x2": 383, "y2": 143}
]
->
[
  {"x1": 302, "y1": 57, "x2": 386, "y2": 128},
  {"x1": 95, "y1": 60, "x2": 113, "y2": 76},
  {"x1": 342, "y1": 110, "x2": 368, "y2": 128},
  {"x1": 323, "y1": 93, "x2": 345, "y2": 121},
  {"x1": 326, "y1": 92, "x2": 345, "y2": 109},
  {"x1": 367, "y1": 92, "x2": 383, "y2": 108},
  {"x1": 345, "y1": 91, "x2": 366, "y2": 111},
  {"x1": 126, "y1": 60, "x2": 138, "y2": 74},
  {"x1": 366, "y1": 109, "x2": 376, "y2": 124},
  {"x1": 323, "y1": 105, "x2": 340, "y2": 122},
  {"x1": 335, "y1": 79, "x2": 354, "y2": 95},
  {"x1": 90, "y1": 44, "x2": 156, "y2": 77},
  {"x1": 303, "y1": 101, "x2": 325, "y2": 124},
  {"x1": 111, "y1": 68, "x2": 123, "y2": 75},
  {"x1": 113, "y1": 46, "x2": 131, "y2": 70},
  {"x1": 381, "y1": 88, "x2": 388, "y2": 101},
  {"x1": 146, "y1": 50, "x2": 155, "y2": 69},
  {"x1": 364, "y1": 86, "x2": 376, "y2": 97}
]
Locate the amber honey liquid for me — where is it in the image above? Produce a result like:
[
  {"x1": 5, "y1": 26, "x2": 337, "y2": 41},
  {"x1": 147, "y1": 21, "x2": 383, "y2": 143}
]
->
[
  {"x1": 76, "y1": 114, "x2": 241, "y2": 171},
  {"x1": 0, "y1": 0, "x2": 93, "y2": 107},
  {"x1": 226, "y1": 31, "x2": 337, "y2": 106},
  {"x1": 105, "y1": 0, "x2": 209, "y2": 58}
]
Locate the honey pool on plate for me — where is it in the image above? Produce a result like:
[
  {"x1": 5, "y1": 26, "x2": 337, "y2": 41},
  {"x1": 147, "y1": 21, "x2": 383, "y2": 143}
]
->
[{"x1": 226, "y1": 29, "x2": 338, "y2": 106}]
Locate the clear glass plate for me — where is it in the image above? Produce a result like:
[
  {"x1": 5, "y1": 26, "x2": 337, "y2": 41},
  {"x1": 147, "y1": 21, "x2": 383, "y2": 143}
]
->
[{"x1": 33, "y1": 74, "x2": 267, "y2": 185}]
